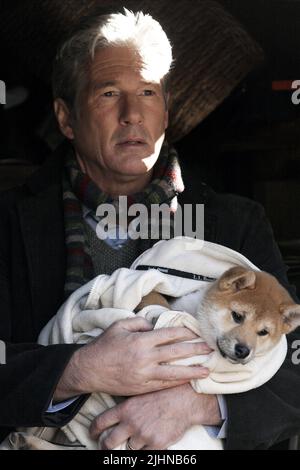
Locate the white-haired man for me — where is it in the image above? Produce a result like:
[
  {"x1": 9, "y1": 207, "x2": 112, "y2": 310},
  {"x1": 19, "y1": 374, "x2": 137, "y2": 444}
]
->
[{"x1": 0, "y1": 8, "x2": 300, "y2": 450}]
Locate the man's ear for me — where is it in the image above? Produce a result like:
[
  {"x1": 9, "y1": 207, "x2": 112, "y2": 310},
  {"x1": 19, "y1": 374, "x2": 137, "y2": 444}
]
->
[
  {"x1": 281, "y1": 304, "x2": 300, "y2": 333},
  {"x1": 54, "y1": 98, "x2": 75, "y2": 140},
  {"x1": 218, "y1": 266, "x2": 256, "y2": 292}
]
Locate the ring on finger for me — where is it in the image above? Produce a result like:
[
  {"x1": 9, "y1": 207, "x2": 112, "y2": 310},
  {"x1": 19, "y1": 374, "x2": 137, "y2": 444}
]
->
[{"x1": 126, "y1": 439, "x2": 136, "y2": 451}]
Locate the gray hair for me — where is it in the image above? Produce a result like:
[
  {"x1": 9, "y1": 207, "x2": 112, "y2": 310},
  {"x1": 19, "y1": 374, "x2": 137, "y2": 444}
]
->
[{"x1": 52, "y1": 8, "x2": 173, "y2": 115}]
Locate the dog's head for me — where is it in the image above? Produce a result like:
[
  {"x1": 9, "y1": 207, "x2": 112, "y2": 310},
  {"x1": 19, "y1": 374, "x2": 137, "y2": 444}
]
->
[{"x1": 197, "y1": 266, "x2": 300, "y2": 364}]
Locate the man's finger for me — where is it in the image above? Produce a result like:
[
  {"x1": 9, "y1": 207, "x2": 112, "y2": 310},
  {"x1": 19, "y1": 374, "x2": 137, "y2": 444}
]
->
[
  {"x1": 125, "y1": 436, "x2": 146, "y2": 451},
  {"x1": 143, "y1": 327, "x2": 199, "y2": 346},
  {"x1": 155, "y1": 341, "x2": 212, "y2": 363},
  {"x1": 131, "y1": 379, "x2": 190, "y2": 395},
  {"x1": 116, "y1": 317, "x2": 154, "y2": 332},
  {"x1": 101, "y1": 424, "x2": 130, "y2": 450},
  {"x1": 154, "y1": 364, "x2": 210, "y2": 382},
  {"x1": 90, "y1": 406, "x2": 121, "y2": 440}
]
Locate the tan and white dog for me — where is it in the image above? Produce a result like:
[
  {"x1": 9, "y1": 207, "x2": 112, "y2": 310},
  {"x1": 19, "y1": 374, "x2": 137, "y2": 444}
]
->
[{"x1": 136, "y1": 265, "x2": 300, "y2": 366}]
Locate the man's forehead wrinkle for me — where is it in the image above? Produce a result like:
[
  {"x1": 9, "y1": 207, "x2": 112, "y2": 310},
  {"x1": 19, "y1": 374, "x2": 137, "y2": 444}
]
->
[
  {"x1": 90, "y1": 62, "x2": 145, "y2": 85},
  {"x1": 89, "y1": 69, "x2": 161, "y2": 92},
  {"x1": 92, "y1": 60, "x2": 142, "y2": 69},
  {"x1": 88, "y1": 48, "x2": 165, "y2": 87},
  {"x1": 90, "y1": 52, "x2": 143, "y2": 71}
]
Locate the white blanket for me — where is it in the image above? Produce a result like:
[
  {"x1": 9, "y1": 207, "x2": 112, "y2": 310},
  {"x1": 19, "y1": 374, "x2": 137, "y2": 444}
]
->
[{"x1": 5, "y1": 237, "x2": 288, "y2": 450}]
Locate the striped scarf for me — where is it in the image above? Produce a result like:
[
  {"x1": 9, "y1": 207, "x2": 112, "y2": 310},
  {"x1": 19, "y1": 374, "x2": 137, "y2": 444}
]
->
[{"x1": 62, "y1": 141, "x2": 184, "y2": 298}]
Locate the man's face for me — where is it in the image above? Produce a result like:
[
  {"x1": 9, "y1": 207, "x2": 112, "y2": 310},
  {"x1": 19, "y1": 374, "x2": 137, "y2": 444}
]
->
[{"x1": 67, "y1": 46, "x2": 168, "y2": 181}]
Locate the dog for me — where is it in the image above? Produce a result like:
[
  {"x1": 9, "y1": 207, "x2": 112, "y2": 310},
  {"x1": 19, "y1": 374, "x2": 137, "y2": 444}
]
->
[{"x1": 135, "y1": 265, "x2": 300, "y2": 365}]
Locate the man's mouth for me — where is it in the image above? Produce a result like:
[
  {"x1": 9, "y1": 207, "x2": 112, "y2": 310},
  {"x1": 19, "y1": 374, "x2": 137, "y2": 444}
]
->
[{"x1": 116, "y1": 138, "x2": 147, "y2": 146}]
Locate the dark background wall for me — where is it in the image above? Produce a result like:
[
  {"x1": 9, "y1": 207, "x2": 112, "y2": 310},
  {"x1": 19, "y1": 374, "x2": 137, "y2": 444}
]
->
[{"x1": 177, "y1": 0, "x2": 300, "y2": 241}]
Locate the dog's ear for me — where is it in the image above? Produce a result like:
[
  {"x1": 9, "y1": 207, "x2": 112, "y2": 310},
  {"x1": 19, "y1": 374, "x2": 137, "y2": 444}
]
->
[
  {"x1": 218, "y1": 266, "x2": 256, "y2": 292},
  {"x1": 281, "y1": 304, "x2": 300, "y2": 333}
]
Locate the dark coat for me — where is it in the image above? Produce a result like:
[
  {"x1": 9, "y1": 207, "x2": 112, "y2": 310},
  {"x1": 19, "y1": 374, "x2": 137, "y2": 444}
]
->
[{"x1": 0, "y1": 142, "x2": 300, "y2": 449}]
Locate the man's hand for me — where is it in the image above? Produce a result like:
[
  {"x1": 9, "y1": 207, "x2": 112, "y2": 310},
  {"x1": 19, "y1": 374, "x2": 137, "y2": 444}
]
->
[
  {"x1": 90, "y1": 384, "x2": 222, "y2": 450},
  {"x1": 54, "y1": 317, "x2": 212, "y2": 402}
]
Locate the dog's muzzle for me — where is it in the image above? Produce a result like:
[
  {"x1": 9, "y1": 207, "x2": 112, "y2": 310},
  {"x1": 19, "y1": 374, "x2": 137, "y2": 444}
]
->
[{"x1": 217, "y1": 339, "x2": 252, "y2": 364}]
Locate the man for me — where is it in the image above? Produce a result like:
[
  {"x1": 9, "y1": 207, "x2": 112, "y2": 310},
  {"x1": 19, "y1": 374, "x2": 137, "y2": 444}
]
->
[{"x1": 0, "y1": 8, "x2": 300, "y2": 450}]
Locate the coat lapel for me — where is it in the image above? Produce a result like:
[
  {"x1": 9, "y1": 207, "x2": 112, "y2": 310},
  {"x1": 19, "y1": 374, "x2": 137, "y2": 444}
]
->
[
  {"x1": 17, "y1": 147, "x2": 67, "y2": 336},
  {"x1": 178, "y1": 164, "x2": 217, "y2": 243}
]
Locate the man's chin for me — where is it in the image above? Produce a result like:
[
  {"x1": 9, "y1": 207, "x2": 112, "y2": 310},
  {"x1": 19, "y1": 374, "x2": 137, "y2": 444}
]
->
[
  {"x1": 122, "y1": 155, "x2": 159, "y2": 173},
  {"x1": 112, "y1": 162, "x2": 155, "y2": 179}
]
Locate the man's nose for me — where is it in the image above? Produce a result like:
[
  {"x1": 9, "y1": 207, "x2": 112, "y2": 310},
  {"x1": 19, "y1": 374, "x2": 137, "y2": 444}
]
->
[
  {"x1": 234, "y1": 343, "x2": 250, "y2": 359},
  {"x1": 119, "y1": 95, "x2": 143, "y2": 126}
]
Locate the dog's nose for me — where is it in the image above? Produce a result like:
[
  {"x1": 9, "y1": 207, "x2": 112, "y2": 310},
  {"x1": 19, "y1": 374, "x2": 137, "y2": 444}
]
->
[{"x1": 235, "y1": 343, "x2": 250, "y2": 359}]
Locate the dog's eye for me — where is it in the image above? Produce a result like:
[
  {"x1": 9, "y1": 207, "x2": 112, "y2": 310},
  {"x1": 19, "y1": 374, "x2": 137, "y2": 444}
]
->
[
  {"x1": 232, "y1": 311, "x2": 244, "y2": 324},
  {"x1": 257, "y1": 329, "x2": 269, "y2": 337}
]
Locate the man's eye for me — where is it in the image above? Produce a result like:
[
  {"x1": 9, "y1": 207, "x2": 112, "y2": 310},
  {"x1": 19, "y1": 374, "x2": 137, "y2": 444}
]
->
[
  {"x1": 143, "y1": 90, "x2": 155, "y2": 96},
  {"x1": 257, "y1": 329, "x2": 269, "y2": 337},
  {"x1": 232, "y1": 311, "x2": 244, "y2": 324},
  {"x1": 103, "y1": 91, "x2": 117, "y2": 97}
]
